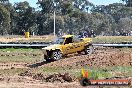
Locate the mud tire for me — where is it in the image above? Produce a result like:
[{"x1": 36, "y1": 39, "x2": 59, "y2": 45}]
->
[
  {"x1": 51, "y1": 50, "x2": 62, "y2": 61},
  {"x1": 84, "y1": 45, "x2": 93, "y2": 55}
]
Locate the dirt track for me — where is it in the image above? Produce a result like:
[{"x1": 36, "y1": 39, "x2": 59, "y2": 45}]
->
[
  {"x1": 0, "y1": 47, "x2": 132, "y2": 88},
  {"x1": 0, "y1": 62, "x2": 28, "y2": 69},
  {"x1": 0, "y1": 75, "x2": 98, "y2": 88},
  {"x1": 41, "y1": 47, "x2": 132, "y2": 68}
]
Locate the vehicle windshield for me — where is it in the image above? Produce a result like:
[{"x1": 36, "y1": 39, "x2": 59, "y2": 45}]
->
[{"x1": 53, "y1": 37, "x2": 64, "y2": 44}]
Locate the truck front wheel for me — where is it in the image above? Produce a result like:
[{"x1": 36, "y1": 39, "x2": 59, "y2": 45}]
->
[{"x1": 51, "y1": 50, "x2": 62, "y2": 61}]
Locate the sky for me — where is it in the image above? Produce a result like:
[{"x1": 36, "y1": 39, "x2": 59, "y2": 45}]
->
[
  {"x1": 10, "y1": 0, "x2": 39, "y2": 8},
  {"x1": 91, "y1": 0, "x2": 122, "y2": 5},
  {"x1": 10, "y1": 0, "x2": 122, "y2": 9}
]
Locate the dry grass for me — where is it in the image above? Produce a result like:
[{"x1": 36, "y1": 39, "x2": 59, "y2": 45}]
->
[
  {"x1": 0, "y1": 35, "x2": 131, "y2": 43},
  {"x1": 0, "y1": 35, "x2": 55, "y2": 42},
  {"x1": 93, "y1": 36, "x2": 132, "y2": 43}
]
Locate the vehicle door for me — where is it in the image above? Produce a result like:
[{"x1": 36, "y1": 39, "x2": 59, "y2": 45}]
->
[
  {"x1": 72, "y1": 36, "x2": 84, "y2": 52},
  {"x1": 63, "y1": 37, "x2": 75, "y2": 54}
]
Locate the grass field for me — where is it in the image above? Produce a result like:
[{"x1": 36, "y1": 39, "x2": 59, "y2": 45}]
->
[
  {"x1": 0, "y1": 48, "x2": 132, "y2": 79},
  {"x1": 0, "y1": 64, "x2": 132, "y2": 80},
  {"x1": 0, "y1": 35, "x2": 55, "y2": 43},
  {"x1": 0, "y1": 35, "x2": 132, "y2": 43},
  {"x1": 0, "y1": 48, "x2": 131, "y2": 80},
  {"x1": 92, "y1": 36, "x2": 132, "y2": 43},
  {"x1": 0, "y1": 48, "x2": 43, "y2": 63}
]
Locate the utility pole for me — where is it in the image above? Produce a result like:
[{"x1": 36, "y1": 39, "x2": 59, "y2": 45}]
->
[
  {"x1": 53, "y1": 0, "x2": 56, "y2": 36},
  {"x1": 38, "y1": 0, "x2": 56, "y2": 36},
  {"x1": 54, "y1": 10, "x2": 56, "y2": 36}
]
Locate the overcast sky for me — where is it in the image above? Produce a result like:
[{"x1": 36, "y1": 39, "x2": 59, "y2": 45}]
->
[{"x1": 9, "y1": 0, "x2": 122, "y2": 9}]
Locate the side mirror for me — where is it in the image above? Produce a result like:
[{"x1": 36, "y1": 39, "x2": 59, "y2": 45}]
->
[{"x1": 64, "y1": 42, "x2": 68, "y2": 45}]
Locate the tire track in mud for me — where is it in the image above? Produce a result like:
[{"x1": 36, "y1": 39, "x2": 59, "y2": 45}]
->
[
  {"x1": 0, "y1": 62, "x2": 28, "y2": 69},
  {"x1": 35, "y1": 47, "x2": 132, "y2": 68}
]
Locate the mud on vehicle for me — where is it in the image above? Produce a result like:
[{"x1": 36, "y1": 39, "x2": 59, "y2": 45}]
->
[{"x1": 42, "y1": 35, "x2": 93, "y2": 62}]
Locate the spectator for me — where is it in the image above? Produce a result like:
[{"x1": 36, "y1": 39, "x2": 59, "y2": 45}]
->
[
  {"x1": 83, "y1": 30, "x2": 89, "y2": 38},
  {"x1": 78, "y1": 30, "x2": 88, "y2": 38},
  {"x1": 78, "y1": 31, "x2": 82, "y2": 38},
  {"x1": 131, "y1": 31, "x2": 132, "y2": 36},
  {"x1": 90, "y1": 30, "x2": 96, "y2": 37}
]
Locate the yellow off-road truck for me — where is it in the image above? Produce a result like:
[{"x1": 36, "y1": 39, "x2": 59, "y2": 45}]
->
[{"x1": 42, "y1": 35, "x2": 93, "y2": 61}]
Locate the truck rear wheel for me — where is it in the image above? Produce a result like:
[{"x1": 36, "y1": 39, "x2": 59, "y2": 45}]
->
[
  {"x1": 77, "y1": 51, "x2": 82, "y2": 54},
  {"x1": 51, "y1": 50, "x2": 62, "y2": 61},
  {"x1": 84, "y1": 45, "x2": 93, "y2": 55}
]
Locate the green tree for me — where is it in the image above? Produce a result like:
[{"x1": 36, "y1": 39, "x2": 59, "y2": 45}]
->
[
  {"x1": 0, "y1": 3, "x2": 10, "y2": 35},
  {"x1": 14, "y1": 1, "x2": 36, "y2": 34},
  {"x1": 72, "y1": 0, "x2": 94, "y2": 11},
  {"x1": 118, "y1": 17, "x2": 132, "y2": 33},
  {"x1": 122, "y1": 0, "x2": 132, "y2": 7}
]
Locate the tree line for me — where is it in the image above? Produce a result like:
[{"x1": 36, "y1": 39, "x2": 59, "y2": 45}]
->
[{"x1": 0, "y1": 0, "x2": 132, "y2": 36}]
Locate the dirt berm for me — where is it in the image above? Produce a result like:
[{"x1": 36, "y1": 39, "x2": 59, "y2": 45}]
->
[{"x1": 42, "y1": 47, "x2": 132, "y2": 68}]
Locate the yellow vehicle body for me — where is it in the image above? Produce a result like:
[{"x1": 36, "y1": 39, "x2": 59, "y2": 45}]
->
[{"x1": 42, "y1": 35, "x2": 92, "y2": 61}]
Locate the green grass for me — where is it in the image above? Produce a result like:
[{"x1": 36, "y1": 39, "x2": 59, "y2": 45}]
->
[
  {"x1": 0, "y1": 56, "x2": 43, "y2": 63},
  {"x1": 0, "y1": 48, "x2": 43, "y2": 63},
  {"x1": 0, "y1": 65, "x2": 131, "y2": 82},
  {"x1": 0, "y1": 48, "x2": 40, "y2": 52},
  {"x1": 71, "y1": 68, "x2": 112, "y2": 80},
  {"x1": 31, "y1": 66, "x2": 132, "y2": 80},
  {"x1": 71, "y1": 66, "x2": 132, "y2": 80}
]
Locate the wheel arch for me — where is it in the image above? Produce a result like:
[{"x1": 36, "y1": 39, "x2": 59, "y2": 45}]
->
[
  {"x1": 84, "y1": 43, "x2": 93, "y2": 47},
  {"x1": 50, "y1": 48, "x2": 63, "y2": 54},
  {"x1": 51, "y1": 48, "x2": 61, "y2": 52}
]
